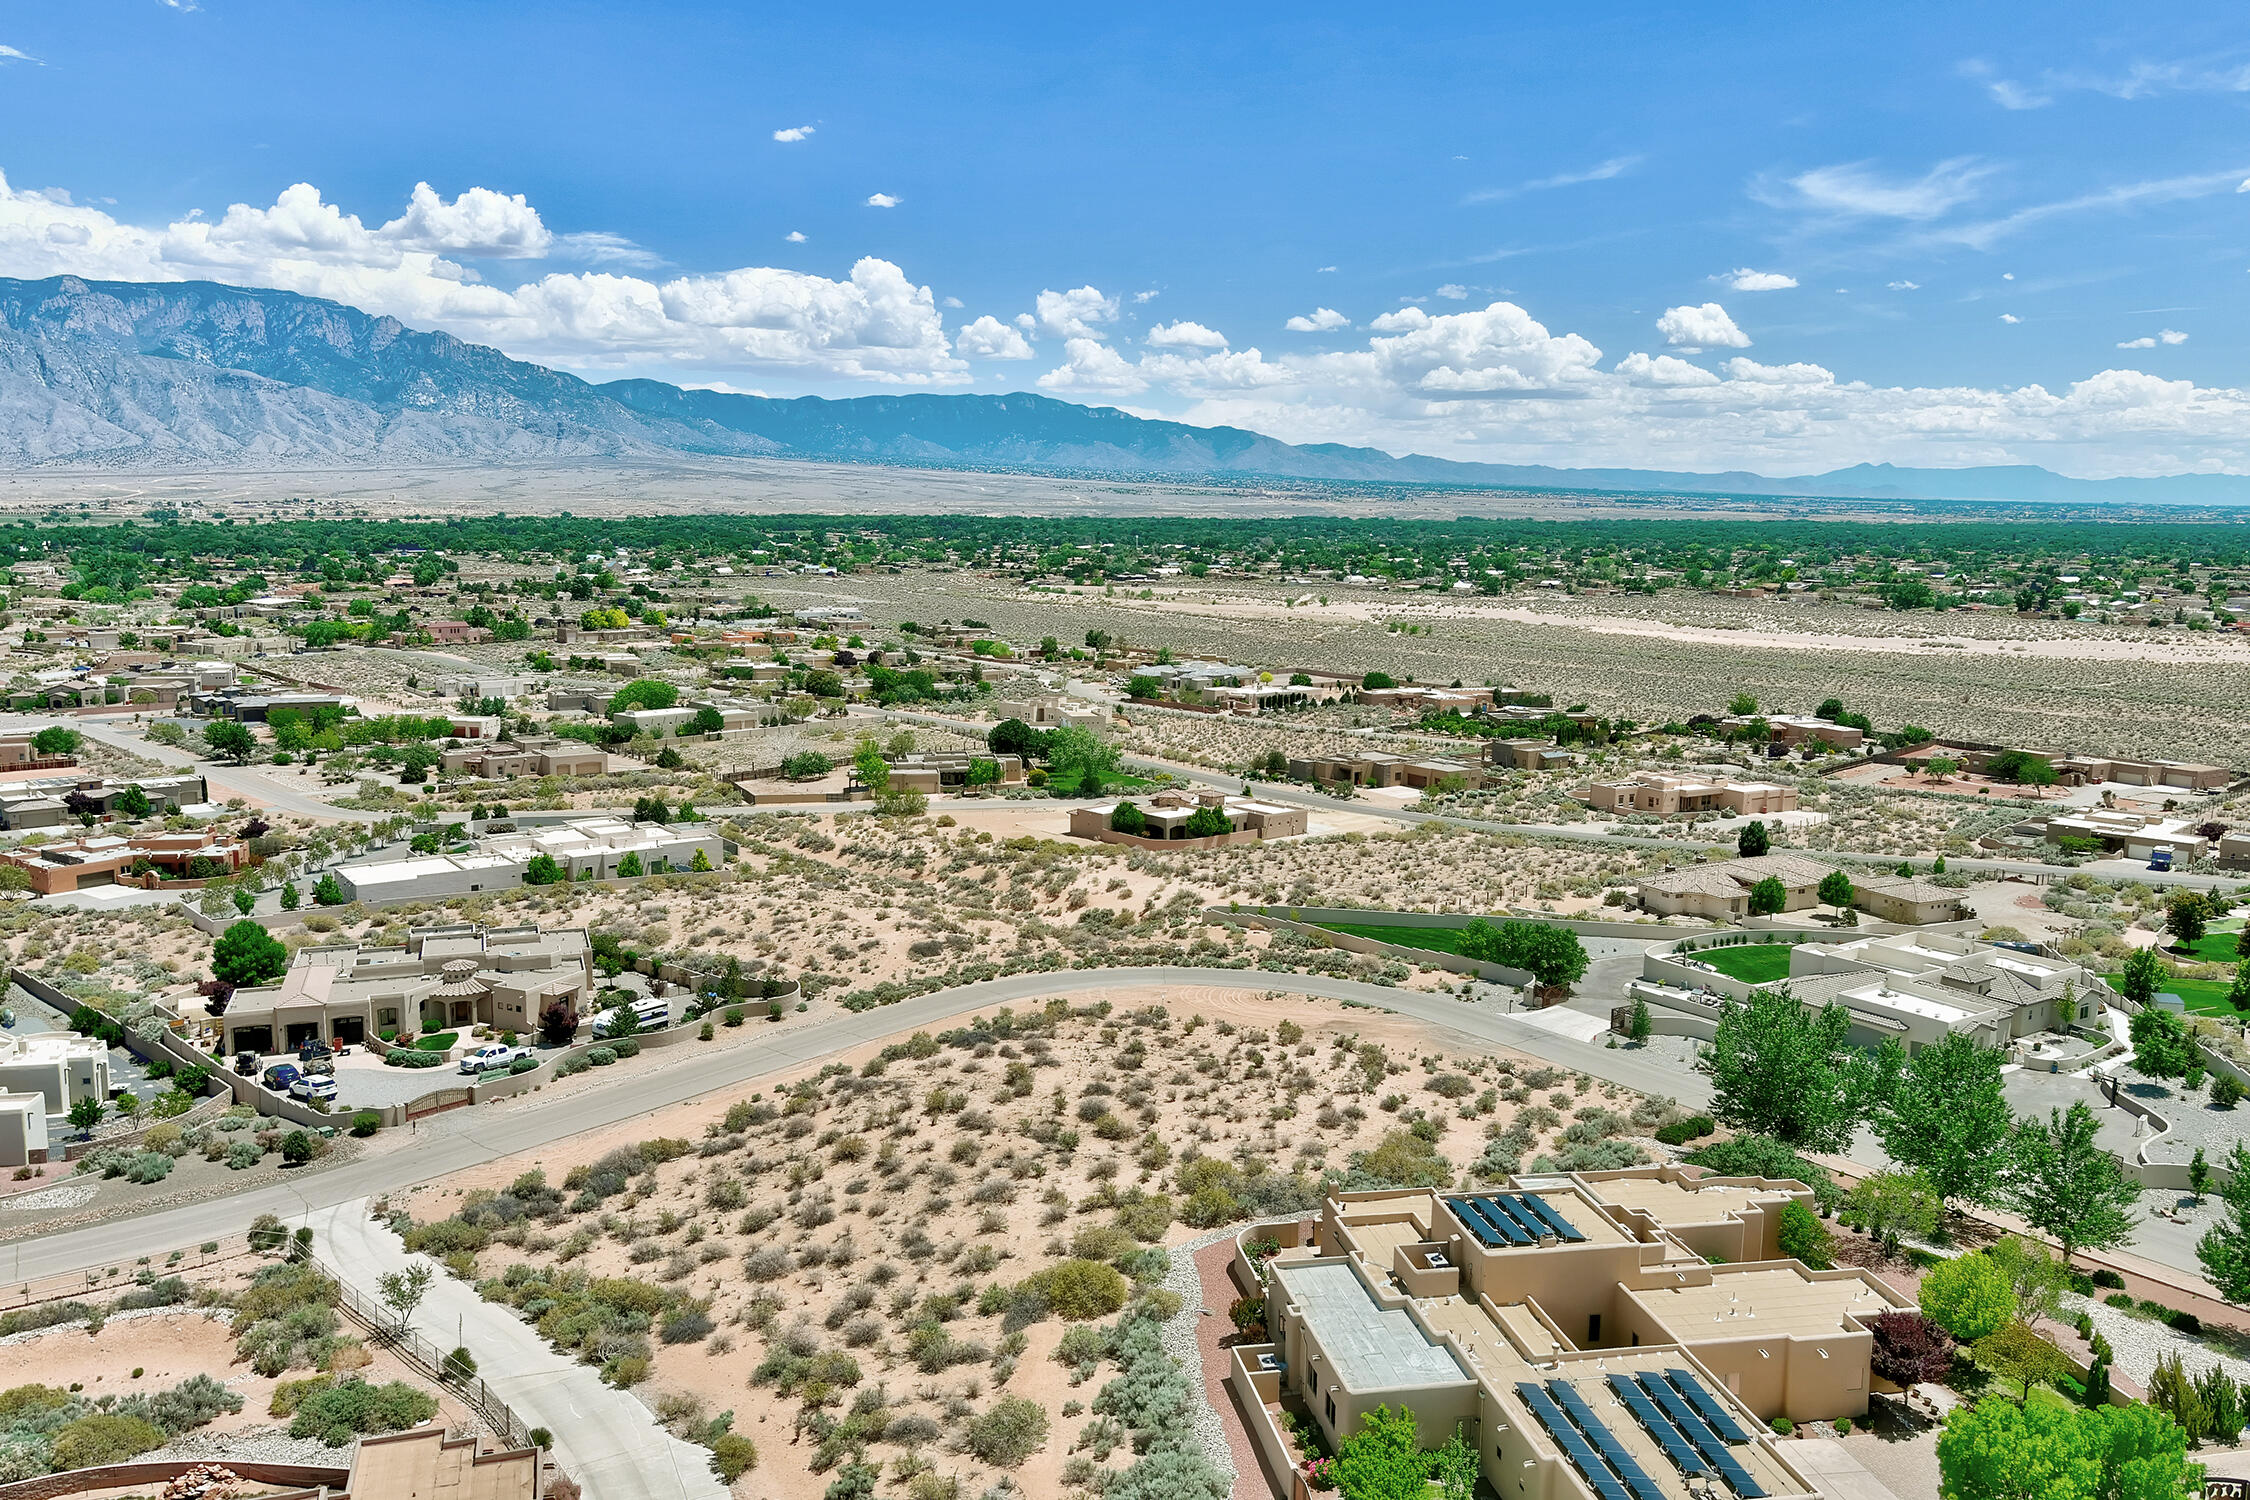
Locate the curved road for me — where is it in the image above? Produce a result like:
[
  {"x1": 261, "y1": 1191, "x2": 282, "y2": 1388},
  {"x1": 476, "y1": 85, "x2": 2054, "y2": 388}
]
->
[{"x1": 0, "y1": 965, "x2": 1701, "y2": 1282}]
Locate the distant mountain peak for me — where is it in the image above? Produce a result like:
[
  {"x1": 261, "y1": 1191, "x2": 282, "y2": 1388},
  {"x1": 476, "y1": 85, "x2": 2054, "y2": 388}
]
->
[{"x1": 0, "y1": 273, "x2": 2242, "y2": 504}]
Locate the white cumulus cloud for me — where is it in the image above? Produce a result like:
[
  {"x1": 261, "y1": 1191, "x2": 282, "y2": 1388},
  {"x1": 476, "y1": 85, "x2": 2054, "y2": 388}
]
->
[
  {"x1": 1036, "y1": 337, "x2": 1147, "y2": 396},
  {"x1": 2119, "y1": 329, "x2": 2189, "y2": 348},
  {"x1": 956, "y1": 315, "x2": 1034, "y2": 360},
  {"x1": 1723, "y1": 268, "x2": 1797, "y2": 291},
  {"x1": 1656, "y1": 303, "x2": 1751, "y2": 349},
  {"x1": 865, "y1": 193, "x2": 900, "y2": 208},
  {"x1": 1285, "y1": 307, "x2": 1350, "y2": 332},
  {"x1": 1031, "y1": 285, "x2": 1118, "y2": 340},
  {"x1": 1146, "y1": 320, "x2": 1228, "y2": 349},
  {"x1": 1887, "y1": 280, "x2": 1921, "y2": 291},
  {"x1": 2000, "y1": 313, "x2": 2021, "y2": 324},
  {"x1": 784, "y1": 230, "x2": 807, "y2": 243},
  {"x1": 772, "y1": 125, "x2": 815, "y2": 143}
]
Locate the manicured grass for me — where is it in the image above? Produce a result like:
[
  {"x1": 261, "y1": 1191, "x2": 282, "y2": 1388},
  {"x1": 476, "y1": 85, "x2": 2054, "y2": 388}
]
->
[
  {"x1": 2103, "y1": 973, "x2": 2238, "y2": 1016},
  {"x1": 1046, "y1": 770, "x2": 1155, "y2": 797},
  {"x1": 1313, "y1": 921, "x2": 1479, "y2": 957},
  {"x1": 413, "y1": 1031, "x2": 459, "y2": 1051},
  {"x1": 1693, "y1": 944, "x2": 1797, "y2": 984},
  {"x1": 2180, "y1": 926, "x2": 2248, "y2": 964}
]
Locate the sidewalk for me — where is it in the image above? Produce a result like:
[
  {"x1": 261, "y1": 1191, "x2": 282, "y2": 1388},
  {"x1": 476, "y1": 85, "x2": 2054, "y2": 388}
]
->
[{"x1": 307, "y1": 1198, "x2": 727, "y2": 1500}]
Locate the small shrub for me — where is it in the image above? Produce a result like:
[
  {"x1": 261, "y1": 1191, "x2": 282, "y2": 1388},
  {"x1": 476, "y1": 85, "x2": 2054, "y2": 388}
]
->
[
  {"x1": 709, "y1": 1432, "x2": 758, "y2": 1481},
  {"x1": 350, "y1": 1111, "x2": 381, "y2": 1137}
]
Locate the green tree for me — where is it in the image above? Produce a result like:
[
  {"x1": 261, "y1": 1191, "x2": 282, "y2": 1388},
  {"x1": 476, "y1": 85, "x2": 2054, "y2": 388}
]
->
[
  {"x1": 114, "y1": 783, "x2": 151, "y2": 818},
  {"x1": 1841, "y1": 1169, "x2": 1942, "y2": 1256},
  {"x1": 1817, "y1": 868, "x2": 1856, "y2": 912},
  {"x1": 2167, "y1": 889, "x2": 2211, "y2": 950},
  {"x1": 614, "y1": 851, "x2": 643, "y2": 878},
  {"x1": 2128, "y1": 1003, "x2": 2198, "y2": 1079},
  {"x1": 684, "y1": 705, "x2": 725, "y2": 736},
  {"x1": 1361, "y1": 671, "x2": 1396, "y2": 691},
  {"x1": 1746, "y1": 875, "x2": 1788, "y2": 917},
  {"x1": 2196, "y1": 1140, "x2": 2250, "y2": 1303},
  {"x1": 2228, "y1": 960, "x2": 2250, "y2": 1013},
  {"x1": 1432, "y1": 1427, "x2": 1478, "y2": 1500},
  {"x1": 2191, "y1": 1147, "x2": 2212, "y2": 1203},
  {"x1": 1454, "y1": 919, "x2": 1589, "y2": 993},
  {"x1": 1627, "y1": 993, "x2": 1652, "y2": 1044},
  {"x1": 801, "y1": 669, "x2": 844, "y2": 699},
  {"x1": 2119, "y1": 945, "x2": 2164, "y2": 1008},
  {"x1": 1737, "y1": 819, "x2": 1771, "y2": 857},
  {"x1": 1921, "y1": 1252, "x2": 2015, "y2": 1341},
  {"x1": 1046, "y1": 725, "x2": 1121, "y2": 796},
  {"x1": 203, "y1": 720, "x2": 257, "y2": 763},
  {"x1": 1940, "y1": 1395, "x2": 2198, "y2": 1500},
  {"x1": 781, "y1": 750, "x2": 831, "y2": 780},
  {"x1": 1183, "y1": 805, "x2": 1231, "y2": 838},
  {"x1": 1875, "y1": 1032, "x2": 2014, "y2": 1208},
  {"x1": 851, "y1": 738, "x2": 890, "y2": 792},
  {"x1": 2001, "y1": 1103, "x2": 2141, "y2": 1262},
  {"x1": 1776, "y1": 1201, "x2": 1833, "y2": 1268},
  {"x1": 67, "y1": 1095, "x2": 105, "y2": 1136},
  {"x1": 377, "y1": 1260, "x2": 435, "y2": 1331},
  {"x1": 1109, "y1": 801, "x2": 1148, "y2": 835},
  {"x1": 522, "y1": 853, "x2": 564, "y2": 886},
  {"x1": 279, "y1": 881, "x2": 301, "y2": 911},
  {"x1": 1699, "y1": 988, "x2": 1896, "y2": 1154},
  {"x1": 312, "y1": 872, "x2": 345, "y2": 906},
  {"x1": 31, "y1": 725, "x2": 80, "y2": 756},
  {"x1": 231, "y1": 886, "x2": 255, "y2": 916},
  {"x1": 212, "y1": 918, "x2": 289, "y2": 987},
  {"x1": 1332, "y1": 1404, "x2": 1425, "y2": 1500},
  {"x1": 1126, "y1": 674, "x2": 1164, "y2": 699},
  {"x1": 1975, "y1": 1322, "x2": 2073, "y2": 1402},
  {"x1": 689, "y1": 847, "x2": 713, "y2": 872},
  {"x1": 606, "y1": 679, "x2": 678, "y2": 715},
  {"x1": 1727, "y1": 692, "x2": 1758, "y2": 716},
  {"x1": 1986, "y1": 1234, "x2": 2073, "y2": 1328}
]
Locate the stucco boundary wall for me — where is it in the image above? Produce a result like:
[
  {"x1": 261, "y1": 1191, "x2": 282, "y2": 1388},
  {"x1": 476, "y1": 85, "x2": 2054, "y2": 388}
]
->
[{"x1": 0, "y1": 1461, "x2": 344, "y2": 1500}]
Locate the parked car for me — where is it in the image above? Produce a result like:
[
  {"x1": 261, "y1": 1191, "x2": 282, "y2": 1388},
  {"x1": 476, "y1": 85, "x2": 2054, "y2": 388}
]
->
[
  {"x1": 290, "y1": 1074, "x2": 338, "y2": 1104},
  {"x1": 233, "y1": 1051, "x2": 261, "y2": 1078},
  {"x1": 457, "y1": 1043, "x2": 532, "y2": 1076},
  {"x1": 297, "y1": 1039, "x2": 334, "y2": 1063},
  {"x1": 2149, "y1": 849, "x2": 2174, "y2": 871},
  {"x1": 262, "y1": 1063, "x2": 301, "y2": 1093}
]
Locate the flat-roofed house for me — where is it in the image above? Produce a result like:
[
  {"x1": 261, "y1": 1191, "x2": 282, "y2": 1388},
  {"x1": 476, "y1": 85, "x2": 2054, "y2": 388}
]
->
[
  {"x1": 221, "y1": 923, "x2": 593, "y2": 1053},
  {"x1": 1582, "y1": 773, "x2": 1798, "y2": 817},
  {"x1": 1636, "y1": 852, "x2": 1832, "y2": 920},
  {"x1": 1234, "y1": 1165, "x2": 1911, "y2": 1500}
]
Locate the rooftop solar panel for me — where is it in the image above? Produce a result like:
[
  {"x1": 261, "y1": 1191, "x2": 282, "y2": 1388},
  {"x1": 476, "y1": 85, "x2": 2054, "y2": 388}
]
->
[
  {"x1": 1516, "y1": 1383, "x2": 1630, "y2": 1500},
  {"x1": 1490, "y1": 1194, "x2": 1551, "y2": 1241},
  {"x1": 1664, "y1": 1368, "x2": 1753, "y2": 1445},
  {"x1": 1548, "y1": 1380, "x2": 1668, "y2": 1500},
  {"x1": 1449, "y1": 1198, "x2": 1504, "y2": 1249},
  {"x1": 1471, "y1": 1196, "x2": 1533, "y2": 1246},
  {"x1": 1521, "y1": 1191, "x2": 1588, "y2": 1242},
  {"x1": 1606, "y1": 1374, "x2": 1708, "y2": 1476},
  {"x1": 1639, "y1": 1375, "x2": 1765, "y2": 1499}
]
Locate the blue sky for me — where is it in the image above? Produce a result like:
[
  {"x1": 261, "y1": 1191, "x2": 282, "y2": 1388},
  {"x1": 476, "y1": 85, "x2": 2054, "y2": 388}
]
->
[{"x1": 0, "y1": 2, "x2": 2247, "y2": 475}]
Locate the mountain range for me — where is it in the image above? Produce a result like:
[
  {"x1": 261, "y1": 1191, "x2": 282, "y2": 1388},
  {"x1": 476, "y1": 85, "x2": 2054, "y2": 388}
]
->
[{"x1": 2, "y1": 273, "x2": 2245, "y2": 506}]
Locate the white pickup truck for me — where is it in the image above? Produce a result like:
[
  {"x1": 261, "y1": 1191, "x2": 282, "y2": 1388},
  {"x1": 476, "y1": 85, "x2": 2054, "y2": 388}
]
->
[{"x1": 458, "y1": 1044, "x2": 532, "y2": 1076}]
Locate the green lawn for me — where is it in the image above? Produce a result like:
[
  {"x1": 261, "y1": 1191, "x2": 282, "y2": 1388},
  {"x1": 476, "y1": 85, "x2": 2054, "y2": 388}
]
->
[
  {"x1": 1047, "y1": 770, "x2": 1155, "y2": 797},
  {"x1": 2103, "y1": 972, "x2": 2237, "y2": 1016},
  {"x1": 413, "y1": 1031, "x2": 459, "y2": 1051},
  {"x1": 1692, "y1": 944, "x2": 1797, "y2": 984},
  {"x1": 2180, "y1": 926, "x2": 2248, "y2": 964},
  {"x1": 1313, "y1": 921, "x2": 1479, "y2": 957}
]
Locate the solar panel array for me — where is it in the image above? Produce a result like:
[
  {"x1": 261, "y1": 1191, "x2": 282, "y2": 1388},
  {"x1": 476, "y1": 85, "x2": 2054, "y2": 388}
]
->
[
  {"x1": 1548, "y1": 1380, "x2": 1669, "y2": 1500},
  {"x1": 1635, "y1": 1372, "x2": 1767, "y2": 1498},
  {"x1": 1448, "y1": 1193, "x2": 1587, "y2": 1249},
  {"x1": 1515, "y1": 1382, "x2": 1630, "y2": 1500}
]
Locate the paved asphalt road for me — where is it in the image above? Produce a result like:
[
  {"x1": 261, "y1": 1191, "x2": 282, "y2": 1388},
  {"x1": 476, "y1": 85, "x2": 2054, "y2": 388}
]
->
[
  {"x1": 0, "y1": 965, "x2": 1708, "y2": 1282},
  {"x1": 310, "y1": 1199, "x2": 729, "y2": 1500},
  {"x1": 3, "y1": 712, "x2": 384, "y2": 824}
]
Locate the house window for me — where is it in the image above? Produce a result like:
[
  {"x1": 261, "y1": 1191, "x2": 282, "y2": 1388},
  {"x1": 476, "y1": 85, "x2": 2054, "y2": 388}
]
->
[
  {"x1": 1587, "y1": 1314, "x2": 1601, "y2": 1343},
  {"x1": 1325, "y1": 1393, "x2": 1336, "y2": 1426}
]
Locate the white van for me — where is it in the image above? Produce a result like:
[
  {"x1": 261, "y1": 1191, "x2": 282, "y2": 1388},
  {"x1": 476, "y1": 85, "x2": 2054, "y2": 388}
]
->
[{"x1": 594, "y1": 995, "x2": 671, "y2": 1038}]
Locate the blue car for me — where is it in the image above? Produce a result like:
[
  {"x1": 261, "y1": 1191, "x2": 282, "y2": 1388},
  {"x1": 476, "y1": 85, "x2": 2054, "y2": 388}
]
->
[{"x1": 262, "y1": 1062, "x2": 301, "y2": 1093}]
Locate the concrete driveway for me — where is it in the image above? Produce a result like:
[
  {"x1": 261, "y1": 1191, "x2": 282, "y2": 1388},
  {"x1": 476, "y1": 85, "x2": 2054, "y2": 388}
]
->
[{"x1": 308, "y1": 1199, "x2": 727, "y2": 1500}]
